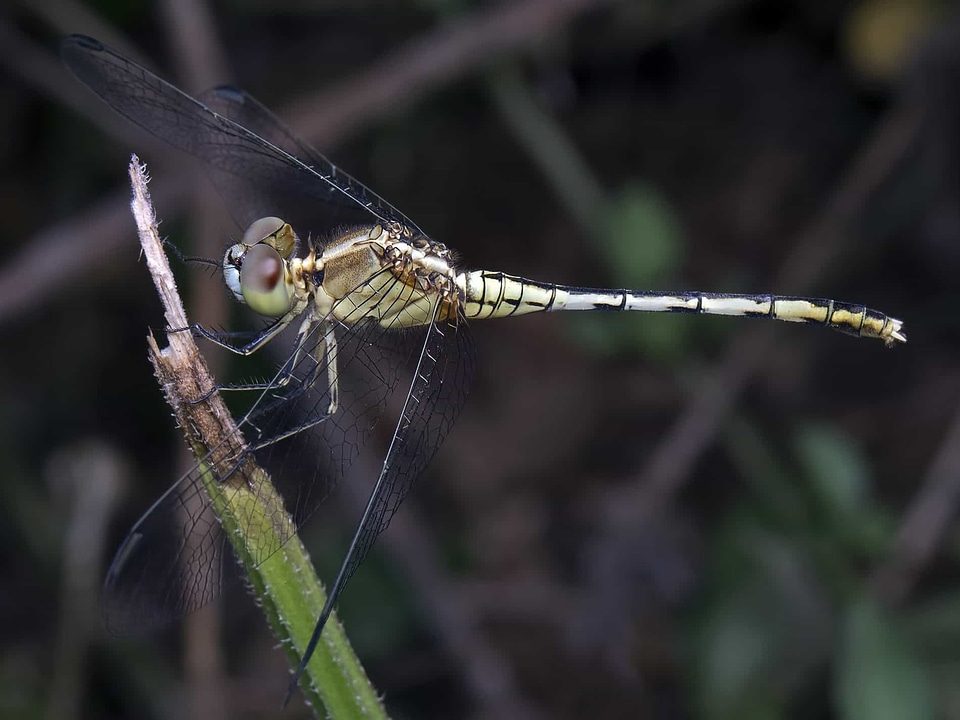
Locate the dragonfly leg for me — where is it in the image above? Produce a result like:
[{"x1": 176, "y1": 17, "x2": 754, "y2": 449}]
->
[
  {"x1": 188, "y1": 315, "x2": 317, "y2": 403},
  {"x1": 321, "y1": 321, "x2": 340, "y2": 416},
  {"x1": 245, "y1": 320, "x2": 341, "y2": 449},
  {"x1": 175, "y1": 316, "x2": 292, "y2": 356}
]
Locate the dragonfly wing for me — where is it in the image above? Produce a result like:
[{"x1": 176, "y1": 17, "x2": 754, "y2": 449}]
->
[
  {"x1": 239, "y1": 271, "x2": 426, "y2": 528},
  {"x1": 101, "y1": 466, "x2": 229, "y2": 636},
  {"x1": 198, "y1": 85, "x2": 427, "y2": 238},
  {"x1": 290, "y1": 302, "x2": 476, "y2": 683},
  {"x1": 354, "y1": 308, "x2": 476, "y2": 565},
  {"x1": 101, "y1": 270, "x2": 466, "y2": 635},
  {"x1": 61, "y1": 35, "x2": 408, "y2": 239}
]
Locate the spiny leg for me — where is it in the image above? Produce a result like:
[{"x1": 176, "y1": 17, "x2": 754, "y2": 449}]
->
[
  {"x1": 165, "y1": 314, "x2": 293, "y2": 386},
  {"x1": 220, "y1": 314, "x2": 321, "y2": 393},
  {"x1": 181, "y1": 315, "x2": 292, "y2": 356},
  {"x1": 323, "y1": 320, "x2": 340, "y2": 417},
  {"x1": 245, "y1": 319, "x2": 342, "y2": 447},
  {"x1": 188, "y1": 315, "x2": 313, "y2": 404}
]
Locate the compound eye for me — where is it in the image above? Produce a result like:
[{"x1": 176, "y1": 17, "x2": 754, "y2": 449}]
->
[
  {"x1": 239, "y1": 243, "x2": 294, "y2": 317},
  {"x1": 241, "y1": 216, "x2": 298, "y2": 259},
  {"x1": 242, "y1": 216, "x2": 285, "y2": 246}
]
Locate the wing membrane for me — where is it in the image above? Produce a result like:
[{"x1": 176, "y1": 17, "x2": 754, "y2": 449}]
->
[
  {"x1": 64, "y1": 34, "x2": 477, "y2": 640},
  {"x1": 101, "y1": 271, "x2": 464, "y2": 635},
  {"x1": 61, "y1": 34, "x2": 423, "y2": 238},
  {"x1": 291, "y1": 302, "x2": 476, "y2": 682}
]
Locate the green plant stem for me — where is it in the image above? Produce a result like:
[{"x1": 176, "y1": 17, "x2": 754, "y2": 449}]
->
[{"x1": 129, "y1": 156, "x2": 385, "y2": 718}]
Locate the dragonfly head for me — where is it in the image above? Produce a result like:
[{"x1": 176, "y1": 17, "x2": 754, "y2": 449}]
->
[{"x1": 223, "y1": 216, "x2": 299, "y2": 317}]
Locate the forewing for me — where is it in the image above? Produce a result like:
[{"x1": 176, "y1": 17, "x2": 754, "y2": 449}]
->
[
  {"x1": 340, "y1": 305, "x2": 477, "y2": 590},
  {"x1": 60, "y1": 35, "x2": 414, "y2": 239},
  {"x1": 198, "y1": 86, "x2": 426, "y2": 238},
  {"x1": 285, "y1": 304, "x2": 477, "y2": 681},
  {"x1": 101, "y1": 271, "x2": 429, "y2": 635}
]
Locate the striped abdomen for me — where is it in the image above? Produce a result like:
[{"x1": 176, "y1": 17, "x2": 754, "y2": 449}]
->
[{"x1": 459, "y1": 270, "x2": 906, "y2": 346}]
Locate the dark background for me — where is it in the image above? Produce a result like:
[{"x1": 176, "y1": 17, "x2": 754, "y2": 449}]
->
[{"x1": 0, "y1": 1, "x2": 955, "y2": 718}]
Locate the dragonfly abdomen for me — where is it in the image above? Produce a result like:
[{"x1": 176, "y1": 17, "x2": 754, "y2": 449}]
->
[
  {"x1": 460, "y1": 270, "x2": 559, "y2": 319},
  {"x1": 461, "y1": 272, "x2": 906, "y2": 346}
]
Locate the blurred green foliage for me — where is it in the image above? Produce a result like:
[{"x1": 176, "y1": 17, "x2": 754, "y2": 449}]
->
[
  {"x1": 838, "y1": 597, "x2": 934, "y2": 720},
  {"x1": 1, "y1": 1, "x2": 943, "y2": 718}
]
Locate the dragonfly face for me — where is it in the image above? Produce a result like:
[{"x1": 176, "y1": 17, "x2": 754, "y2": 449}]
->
[
  {"x1": 223, "y1": 217, "x2": 300, "y2": 317},
  {"x1": 61, "y1": 33, "x2": 905, "y2": 703}
]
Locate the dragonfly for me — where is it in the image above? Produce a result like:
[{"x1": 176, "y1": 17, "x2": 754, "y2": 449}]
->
[{"x1": 61, "y1": 34, "x2": 906, "y2": 699}]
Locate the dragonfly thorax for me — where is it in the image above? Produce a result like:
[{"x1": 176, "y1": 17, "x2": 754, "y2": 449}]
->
[
  {"x1": 312, "y1": 223, "x2": 463, "y2": 328},
  {"x1": 381, "y1": 230, "x2": 460, "y2": 302}
]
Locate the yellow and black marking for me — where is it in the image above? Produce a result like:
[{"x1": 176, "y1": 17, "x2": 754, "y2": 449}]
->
[
  {"x1": 458, "y1": 274, "x2": 906, "y2": 346},
  {"x1": 461, "y1": 271, "x2": 557, "y2": 320}
]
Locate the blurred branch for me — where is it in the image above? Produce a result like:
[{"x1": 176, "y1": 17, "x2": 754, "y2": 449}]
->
[
  {"x1": 155, "y1": 3, "x2": 231, "y2": 716},
  {"x1": 0, "y1": 182, "x2": 185, "y2": 327},
  {"x1": 46, "y1": 442, "x2": 125, "y2": 720},
  {"x1": 2, "y1": 3, "x2": 611, "y2": 711},
  {"x1": 871, "y1": 400, "x2": 960, "y2": 605},
  {"x1": 283, "y1": 0, "x2": 613, "y2": 146},
  {"x1": 605, "y1": 104, "x2": 919, "y2": 526},
  {"x1": 159, "y1": 0, "x2": 228, "y2": 94},
  {"x1": 16, "y1": 0, "x2": 143, "y2": 59},
  {"x1": 0, "y1": 0, "x2": 608, "y2": 328},
  {"x1": 345, "y1": 453, "x2": 543, "y2": 720},
  {"x1": 480, "y1": 21, "x2": 920, "y2": 657},
  {"x1": 483, "y1": 0, "x2": 749, "y2": 236},
  {"x1": 487, "y1": 66, "x2": 606, "y2": 232},
  {"x1": 0, "y1": 21, "x2": 158, "y2": 146}
]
